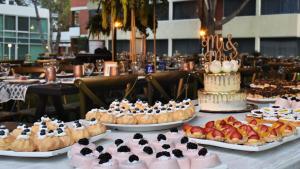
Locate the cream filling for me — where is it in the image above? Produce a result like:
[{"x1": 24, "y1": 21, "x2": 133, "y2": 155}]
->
[
  {"x1": 263, "y1": 116, "x2": 278, "y2": 121},
  {"x1": 17, "y1": 134, "x2": 29, "y2": 140},
  {"x1": 157, "y1": 156, "x2": 170, "y2": 161},
  {"x1": 88, "y1": 120, "x2": 98, "y2": 126},
  {"x1": 38, "y1": 134, "x2": 47, "y2": 140},
  {"x1": 56, "y1": 131, "x2": 66, "y2": 137}
]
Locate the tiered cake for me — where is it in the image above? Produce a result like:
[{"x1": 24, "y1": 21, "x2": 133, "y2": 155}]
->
[{"x1": 198, "y1": 34, "x2": 246, "y2": 111}]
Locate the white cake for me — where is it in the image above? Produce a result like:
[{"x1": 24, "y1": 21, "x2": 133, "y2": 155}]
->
[
  {"x1": 199, "y1": 34, "x2": 246, "y2": 112},
  {"x1": 204, "y1": 73, "x2": 240, "y2": 92},
  {"x1": 199, "y1": 72, "x2": 247, "y2": 111},
  {"x1": 198, "y1": 91, "x2": 246, "y2": 111}
]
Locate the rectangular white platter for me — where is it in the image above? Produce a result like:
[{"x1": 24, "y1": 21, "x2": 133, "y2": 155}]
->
[
  {"x1": 0, "y1": 130, "x2": 111, "y2": 158},
  {"x1": 103, "y1": 115, "x2": 196, "y2": 132},
  {"x1": 189, "y1": 129, "x2": 300, "y2": 152}
]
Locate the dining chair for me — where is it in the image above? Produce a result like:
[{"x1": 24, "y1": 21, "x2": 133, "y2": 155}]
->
[
  {"x1": 12, "y1": 66, "x2": 45, "y2": 78},
  {"x1": 74, "y1": 75, "x2": 138, "y2": 118},
  {"x1": 145, "y1": 71, "x2": 193, "y2": 105}
]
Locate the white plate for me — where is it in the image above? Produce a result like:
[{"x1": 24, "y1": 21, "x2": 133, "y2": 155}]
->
[
  {"x1": 59, "y1": 78, "x2": 75, "y2": 84},
  {"x1": 57, "y1": 73, "x2": 74, "y2": 77},
  {"x1": 3, "y1": 79, "x2": 41, "y2": 84},
  {"x1": 189, "y1": 130, "x2": 300, "y2": 152},
  {"x1": 104, "y1": 115, "x2": 197, "y2": 132},
  {"x1": 0, "y1": 130, "x2": 111, "y2": 158},
  {"x1": 0, "y1": 76, "x2": 16, "y2": 80},
  {"x1": 247, "y1": 97, "x2": 276, "y2": 103}
]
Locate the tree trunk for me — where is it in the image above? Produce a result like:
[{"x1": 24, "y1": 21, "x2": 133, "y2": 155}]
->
[
  {"x1": 54, "y1": 26, "x2": 61, "y2": 54},
  {"x1": 32, "y1": 0, "x2": 48, "y2": 51},
  {"x1": 216, "y1": 0, "x2": 251, "y2": 26},
  {"x1": 198, "y1": 0, "x2": 251, "y2": 35},
  {"x1": 142, "y1": 33, "x2": 147, "y2": 62},
  {"x1": 130, "y1": 8, "x2": 136, "y2": 62},
  {"x1": 153, "y1": 0, "x2": 157, "y2": 69},
  {"x1": 48, "y1": 5, "x2": 53, "y2": 53}
]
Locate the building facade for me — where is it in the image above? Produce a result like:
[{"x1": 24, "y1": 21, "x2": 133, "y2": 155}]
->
[
  {"x1": 0, "y1": 2, "x2": 49, "y2": 60},
  {"x1": 223, "y1": 0, "x2": 300, "y2": 57},
  {"x1": 68, "y1": 0, "x2": 300, "y2": 57}
]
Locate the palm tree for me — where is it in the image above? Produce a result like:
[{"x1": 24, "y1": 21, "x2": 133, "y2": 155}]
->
[{"x1": 88, "y1": 0, "x2": 163, "y2": 62}]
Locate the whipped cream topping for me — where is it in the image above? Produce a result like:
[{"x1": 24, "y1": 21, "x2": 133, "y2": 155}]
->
[
  {"x1": 56, "y1": 131, "x2": 66, "y2": 137},
  {"x1": 47, "y1": 131, "x2": 55, "y2": 137},
  {"x1": 100, "y1": 159, "x2": 114, "y2": 167},
  {"x1": 88, "y1": 109, "x2": 99, "y2": 113},
  {"x1": 33, "y1": 121, "x2": 42, "y2": 126},
  {"x1": 41, "y1": 116, "x2": 50, "y2": 122},
  {"x1": 263, "y1": 116, "x2": 278, "y2": 121},
  {"x1": 157, "y1": 156, "x2": 170, "y2": 161},
  {"x1": 17, "y1": 134, "x2": 29, "y2": 140},
  {"x1": 88, "y1": 119, "x2": 98, "y2": 126},
  {"x1": 17, "y1": 124, "x2": 26, "y2": 129},
  {"x1": 38, "y1": 133, "x2": 47, "y2": 140}
]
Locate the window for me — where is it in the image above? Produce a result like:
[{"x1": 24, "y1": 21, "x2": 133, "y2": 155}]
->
[
  {"x1": 18, "y1": 17, "x2": 29, "y2": 31},
  {"x1": 4, "y1": 43, "x2": 15, "y2": 59},
  {"x1": 30, "y1": 18, "x2": 38, "y2": 32},
  {"x1": 224, "y1": 0, "x2": 256, "y2": 16},
  {"x1": 261, "y1": 38, "x2": 300, "y2": 57},
  {"x1": 173, "y1": 39, "x2": 201, "y2": 55},
  {"x1": 109, "y1": 40, "x2": 130, "y2": 53},
  {"x1": 8, "y1": 0, "x2": 14, "y2": 5},
  {"x1": 261, "y1": 0, "x2": 300, "y2": 14},
  {"x1": 146, "y1": 39, "x2": 168, "y2": 56},
  {"x1": 173, "y1": 1, "x2": 197, "y2": 20},
  {"x1": 18, "y1": 44, "x2": 29, "y2": 60},
  {"x1": 5, "y1": 16, "x2": 15, "y2": 30},
  {"x1": 72, "y1": 11, "x2": 80, "y2": 26},
  {"x1": 0, "y1": 15, "x2": 3, "y2": 31},
  {"x1": 30, "y1": 45, "x2": 44, "y2": 60},
  {"x1": 41, "y1": 19, "x2": 48, "y2": 33},
  {"x1": 0, "y1": 44, "x2": 3, "y2": 59},
  {"x1": 223, "y1": 38, "x2": 255, "y2": 54},
  {"x1": 156, "y1": 2, "x2": 169, "y2": 20}
]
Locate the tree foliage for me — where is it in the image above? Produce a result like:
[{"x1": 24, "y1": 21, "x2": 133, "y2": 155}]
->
[
  {"x1": 87, "y1": 0, "x2": 168, "y2": 38},
  {"x1": 39, "y1": 0, "x2": 71, "y2": 31}
]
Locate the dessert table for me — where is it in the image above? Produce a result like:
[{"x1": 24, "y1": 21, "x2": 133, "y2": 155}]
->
[{"x1": 0, "y1": 102, "x2": 299, "y2": 169}]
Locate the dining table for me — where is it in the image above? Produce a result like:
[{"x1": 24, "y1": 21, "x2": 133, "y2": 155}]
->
[
  {"x1": 0, "y1": 101, "x2": 299, "y2": 169},
  {"x1": 28, "y1": 83, "x2": 78, "y2": 120}
]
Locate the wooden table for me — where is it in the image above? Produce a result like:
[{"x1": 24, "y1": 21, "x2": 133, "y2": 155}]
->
[{"x1": 28, "y1": 84, "x2": 78, "y2": 120}]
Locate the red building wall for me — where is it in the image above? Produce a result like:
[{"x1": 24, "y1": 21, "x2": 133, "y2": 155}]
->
[
  {"x1": 71, "y1": 0, "x2": 90, "y2": 35},
  {"x1": 71, "y1": 0, "x2": 88, "y2": 7},
  {"x1": 78, "y1": 10, "x2": 89, "y2": 35}
]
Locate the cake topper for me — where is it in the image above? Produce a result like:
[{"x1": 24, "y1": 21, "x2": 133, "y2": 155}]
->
[{"x1": 202, "y1": 34, "x2": 240, "y2": 73}]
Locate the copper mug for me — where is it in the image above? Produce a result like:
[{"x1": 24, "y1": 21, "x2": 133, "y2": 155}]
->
[
  {"x1": 73, "y1": 65, "x2": 83, "y2": 78},
  {"x1": 45, "y1": 66, "x2": 56, "y2": 82},
  {"x1": 110, "y1": 66, "x2": 118, "y2": 76},
  {"x1": 182, "y1": 62, "x2": 190, "y2": 71},
  {"x1": 189, "y1": 61, "x2": 195, "y2": 71}
]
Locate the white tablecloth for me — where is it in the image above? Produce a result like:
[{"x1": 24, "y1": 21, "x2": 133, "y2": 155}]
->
[{"x1": 1, "y1": 102, "x2": 299, "y2": 169}]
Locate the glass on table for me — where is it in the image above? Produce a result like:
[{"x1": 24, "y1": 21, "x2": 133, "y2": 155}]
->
[
  {"x1": 50, "y1": 60, "x2": 60, "y2": 73},
  {"x1": 96, "y1": 59, "x2": 104, "y2": 75},
  {"x1": 0, "y1": 63, "x2": 11, "y2": 76},
  {"x1": 83, "y1": 63, "x2": 95, "y2": 76}
]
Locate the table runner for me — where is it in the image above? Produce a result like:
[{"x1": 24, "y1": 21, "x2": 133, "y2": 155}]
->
[{"x1": 0, "y1": 82, "x2": 41, "y2": 103}]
